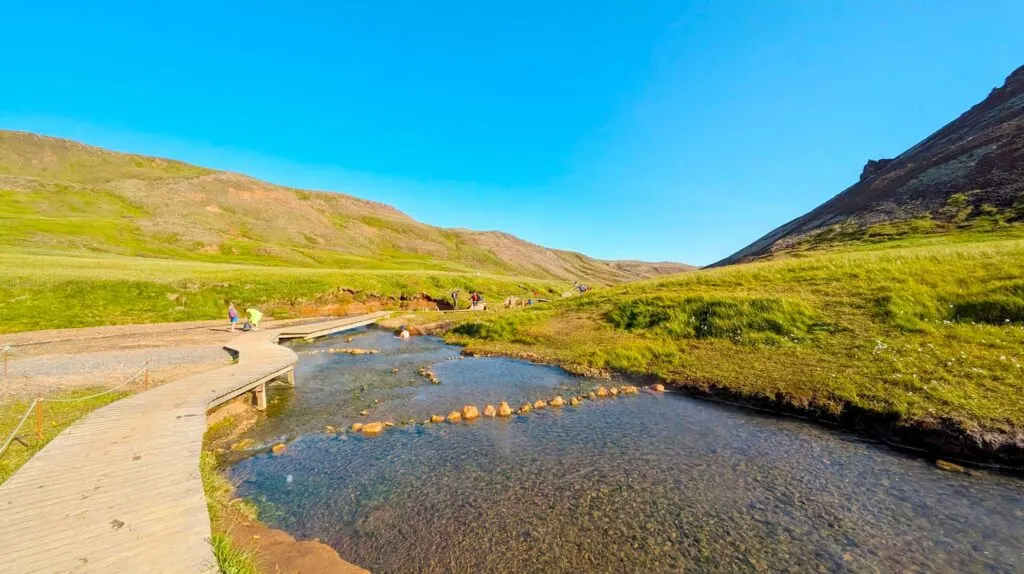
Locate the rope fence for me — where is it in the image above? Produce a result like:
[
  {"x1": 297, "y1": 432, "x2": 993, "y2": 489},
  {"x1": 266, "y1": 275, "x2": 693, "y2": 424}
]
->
[{"x1": 0, "y1": 362, "x2": 151, "y2": 459}]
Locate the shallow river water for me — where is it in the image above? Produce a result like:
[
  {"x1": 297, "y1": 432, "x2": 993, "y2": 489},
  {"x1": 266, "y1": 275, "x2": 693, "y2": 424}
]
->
[{"x1": 229, "y1": 328, "x2": 1024, "y2": 573}]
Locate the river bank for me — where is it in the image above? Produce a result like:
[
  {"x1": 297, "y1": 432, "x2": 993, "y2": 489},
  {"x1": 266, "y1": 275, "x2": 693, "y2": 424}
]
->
[{"x1": 378, "y1": 314, "x2": 1024, "y2": 472}]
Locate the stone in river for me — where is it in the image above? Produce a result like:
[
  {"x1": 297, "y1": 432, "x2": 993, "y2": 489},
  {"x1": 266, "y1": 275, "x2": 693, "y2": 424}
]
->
[
  {"x1": 271, "y1": 443, "x2": 287, "y2": 454},
  {"x1": 350, "y1": 423, "x2": 364, "y2": 432},
  {"x1": 936, "y1": 459, "x2": 969, "y2": 473},
  {"x1": 596, "y1": 386, "x2": 608, "y2": 398},
  {"x1": 462, "y1": 405, "x2": 480, "y2": 420},
  {"x1": 497, "y1": 402, "x2": 513, "y2": 417},
  {"x1": 609, "y1": 387, "x2": 619, "y2": 396},
  {"x1": 588, "y1": 392, "x2": 597, "y2": 400},
  {"x1": 483, "y1": 405, "x2": 497, "y2": 417},
  {"x1": 620, "y1": 385, "x2": 638, "y2": 394},
  {"x1": 549, "y1": 396, "x2": 566, "y2": 407},
  {"x1": 651, "y1": 383, "x2": 665, "y2": 392},
  {"x1": 361, "y1": 422, "x2": 385, "y2": 435},
  {"x1": 519, "y1": 403, "x2": 533, "y2": 414},
  {"x1": 430, "y1": 414, "x2": 445, "y2": 423},
  {"x1": 447, "y1": 411, "x2": 462, "y2": 423},
  {"x1": 533, "y1": 399, "x2": 546, "y2": 409},
  {"x1": 569, "y1": 396, "x2": 581, "y2": 406}
]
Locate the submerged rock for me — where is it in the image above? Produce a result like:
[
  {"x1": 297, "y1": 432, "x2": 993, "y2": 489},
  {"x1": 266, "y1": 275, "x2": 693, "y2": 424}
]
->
[
  {"x1": 549, "y1": 396, "x2": 566, "y2": 407},
  {"x1": 447, "y1": 411, "x2": 462, "y2": 423},
  {"x1": 384, "y1": 421, "x2": 395, "y2": 427},
  {"x1": 483, "y1": 405, "x2": 497, "y2": 417},
  {"x1": 230, "y1": 438, "x2": 258, "y2": 451},
  {"x1": 324, "y1": 425, "x2": 336, "y2": 433},
  {"x1": 350, "y1": 423, "x2": 364, "y2": 432},
  {"x1": 462, "y1": 405, "x2": 480, "y2": 420},
  {"x1": 362, "y1": 422, "x2": 385, "y2": 435},
  {"x1": 936, "y1": 459, "x2": 970, "y2": 474},
  {"x1": 360, "y1": 410, "x2": 369, "y2": 416},
  {"x1": 430, "y1": 415, "x2": 445, "y2": 423},
  {"x1": 498, "y1": 402, "x2": 513, "y2": 417}
]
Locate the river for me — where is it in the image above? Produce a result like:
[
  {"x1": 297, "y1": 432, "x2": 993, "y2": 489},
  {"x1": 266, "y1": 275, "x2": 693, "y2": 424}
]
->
[{"x1": 227, "y1": 328, "x2": 1024, "y2": 572}]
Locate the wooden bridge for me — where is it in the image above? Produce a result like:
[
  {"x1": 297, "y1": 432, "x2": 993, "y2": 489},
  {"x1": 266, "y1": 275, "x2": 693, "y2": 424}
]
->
[{"x1": 0, "y1": 312, "x2": 390, "y2": 573}]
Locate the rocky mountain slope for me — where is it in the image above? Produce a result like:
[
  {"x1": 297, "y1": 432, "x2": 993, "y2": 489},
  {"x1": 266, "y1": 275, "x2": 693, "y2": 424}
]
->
[
  {"x1": 717, "y1": 64, "x2": 1024, "y2": 266},
  {"x1": 0, "y1": 131, "x2": 689, "y2": 283}
]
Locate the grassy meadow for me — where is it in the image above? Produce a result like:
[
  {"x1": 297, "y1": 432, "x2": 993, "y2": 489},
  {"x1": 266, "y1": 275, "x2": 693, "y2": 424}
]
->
[
  {"x1": 0, "y1": 250, "x2": 568, "y2": 333},
  {"x1": 443, "y1": 228, "x2": 1024, "y2": 435}
]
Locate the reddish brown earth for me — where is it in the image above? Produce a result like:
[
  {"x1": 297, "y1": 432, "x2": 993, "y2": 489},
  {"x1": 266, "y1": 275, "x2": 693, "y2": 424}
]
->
[
  {"x1": 228, "y1": 522, "x2": 369, "y2": 574},
  {"x1": 717, "y1": 63, "x2": 1024, "y2": 265}
]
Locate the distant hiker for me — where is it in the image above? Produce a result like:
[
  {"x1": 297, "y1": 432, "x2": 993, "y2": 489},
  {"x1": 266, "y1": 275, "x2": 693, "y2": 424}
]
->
[
  {"x1": 470, "y1": 291, "x2": 481, "y2": 309},
  {"x1": 245, "y1": 308, "x2": 263, "y2": 331},
  {"x1": 451, "y1": 289, "x2": 460, "y2": 310},
  {"x1": 228, "y1": 304, "x2": 239, "y2": 332}
]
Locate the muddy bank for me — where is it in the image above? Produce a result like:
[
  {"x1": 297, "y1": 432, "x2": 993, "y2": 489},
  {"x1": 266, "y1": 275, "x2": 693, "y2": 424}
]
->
[
  {"x1": 456, "y1": 347, "x2": 1024, "y2": 472},
  {"x1": 205, "y1": 398, "x2": 369, "y2": 573}
]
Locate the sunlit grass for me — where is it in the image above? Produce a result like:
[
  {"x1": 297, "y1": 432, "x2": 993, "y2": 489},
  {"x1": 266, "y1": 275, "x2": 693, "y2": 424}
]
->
[{"x1": 444, "y1": 232, "x2": 1024, "y2": 431}]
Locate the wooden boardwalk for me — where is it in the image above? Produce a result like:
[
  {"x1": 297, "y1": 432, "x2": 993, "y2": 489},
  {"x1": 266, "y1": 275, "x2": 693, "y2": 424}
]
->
[{"x1": 0, "y1": 312, "x2": 390, "y2": 573}]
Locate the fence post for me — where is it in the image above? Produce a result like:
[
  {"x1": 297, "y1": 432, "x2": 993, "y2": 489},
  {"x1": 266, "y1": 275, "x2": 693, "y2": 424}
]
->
[{"x1": 35, "y1": 398, "x2": 43, "y2": 441}]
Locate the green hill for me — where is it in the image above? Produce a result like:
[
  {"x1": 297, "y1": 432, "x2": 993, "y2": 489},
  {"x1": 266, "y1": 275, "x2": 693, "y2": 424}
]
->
[{"x1": 0, "y1": 130, "x2": 691, "y2": 281}]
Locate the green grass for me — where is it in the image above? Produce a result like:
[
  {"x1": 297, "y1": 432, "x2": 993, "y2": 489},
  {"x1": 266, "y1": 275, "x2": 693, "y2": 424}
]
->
[
  {"x1": 0, "y1": 251, "x2": 568, "y2": 333},
  {"x1": 0, "y1": 388, "x2": 127, "y2": 484},
  {"x1": 211, "y1": 534, "x2": 260, "y2": 574},
  {"x1": 201, "y1": 440, "x2": 262, "y2": 573},
  {"x1": 444, "y1": 228, "x2": 1024, "y2": 433}
]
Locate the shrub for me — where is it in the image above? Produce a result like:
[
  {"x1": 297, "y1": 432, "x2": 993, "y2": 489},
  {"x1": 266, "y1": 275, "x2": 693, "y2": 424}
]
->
[
  {"x1": 951, "y1": 296, "x2": 1024, "y2": 325},
  {"x1": 606, "y1": 295, "x2": 823, "y2": 344}
]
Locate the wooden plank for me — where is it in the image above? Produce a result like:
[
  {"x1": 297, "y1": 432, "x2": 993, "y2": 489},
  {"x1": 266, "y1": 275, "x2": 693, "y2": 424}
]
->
[{"x1": 0, "y1": 312, "x2": 388, "y2": 573}]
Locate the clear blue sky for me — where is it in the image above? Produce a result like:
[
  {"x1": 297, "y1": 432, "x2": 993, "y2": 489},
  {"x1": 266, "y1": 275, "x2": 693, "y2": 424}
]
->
[{"x1": 2, "y1": 1, "x2": 1022, "y2": 266}]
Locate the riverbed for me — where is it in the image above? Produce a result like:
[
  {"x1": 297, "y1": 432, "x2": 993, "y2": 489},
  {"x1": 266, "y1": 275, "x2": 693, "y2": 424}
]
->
[{"x1": 228, "y1": 328, "x2": 1024, "y2": 572}]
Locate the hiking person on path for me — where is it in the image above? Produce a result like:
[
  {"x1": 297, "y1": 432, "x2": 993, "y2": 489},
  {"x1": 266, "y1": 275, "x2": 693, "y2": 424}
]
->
[
  {"x1": 470, "y1": 291, "x2": 482, "y2": 309},
  {"x1": 228, "y1": 304, "x2": 239, "y2": 331},
  {"x1": 245, "y1": 308, "x2": 263, "y2": 331},
  {"x1": 451, "y1": 289, "x2": 460, "y2": 310}
]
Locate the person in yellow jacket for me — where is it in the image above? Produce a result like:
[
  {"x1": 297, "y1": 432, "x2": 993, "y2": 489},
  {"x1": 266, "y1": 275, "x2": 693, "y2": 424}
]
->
[{"x1": 245, "y1": 308, "x2": 263, "y2": 331}]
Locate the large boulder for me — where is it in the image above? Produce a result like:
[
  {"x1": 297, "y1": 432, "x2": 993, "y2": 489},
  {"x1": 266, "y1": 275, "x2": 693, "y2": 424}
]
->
[
  {"x1": 350, "y1": 423, "x2": 364, "y2": 432},
  {"x1": 483, "y1": 404, "x2": 497, "y2": 417},
  {"x1": 498, "y1": 402, "x2": 513, "y2": 416},
  {"x1": 651, "y1": 383, "x2": 665, "y2": 392},
  {"x1": 447, "y1": 411, "x2": 462, "y2": 423},
  {"x1": 462, "y1": 405, "x2": 480, "y2": 420}
]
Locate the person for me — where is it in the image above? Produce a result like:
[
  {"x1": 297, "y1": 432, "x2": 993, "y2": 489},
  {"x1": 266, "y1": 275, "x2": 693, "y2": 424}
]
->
[
  {"x1": 451, "y1": 289, "x2": 460, "y2": 310},
  {"x1": 245, "y1": 307, "x2": 263, "y2": 331},
  {"x1": 470, "y1": 291, "x2": 482, "y2": 309},
  {"x1": 228, "y1": 304, "x2": 239, "y2": 332},
  {"x1": 395, "y1": 325, "x2": 411, "y2": 339}
]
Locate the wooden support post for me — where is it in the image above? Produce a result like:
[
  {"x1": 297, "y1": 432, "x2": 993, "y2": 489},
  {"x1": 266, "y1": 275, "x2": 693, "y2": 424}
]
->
[
  {"x1": 253, "y1": 382, "x2": 267, "y2": 411},
  {"x1": 274, "y1": 369, "x2": 295, "y2": 387},
  {"x1": 35, "y1": 399, "x2": 43, "y2": 441}
]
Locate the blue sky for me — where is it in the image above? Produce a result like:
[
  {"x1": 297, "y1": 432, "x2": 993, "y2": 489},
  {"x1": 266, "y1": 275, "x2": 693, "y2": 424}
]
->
[{"x1": 2, "y1": 1, "x2": 1022, "y2": 266}]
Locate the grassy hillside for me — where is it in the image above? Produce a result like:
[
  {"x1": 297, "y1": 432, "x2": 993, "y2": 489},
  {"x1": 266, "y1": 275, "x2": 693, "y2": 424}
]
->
[
  {"x1": 440, "y1": 226, "x2": 1024, "y2": 463},
  {"x1": 0, "y1": 130, "x2": 689, "y2": 283},
  {"x1": 0, "y1": 251, "x2": 572, "y2": 333}
]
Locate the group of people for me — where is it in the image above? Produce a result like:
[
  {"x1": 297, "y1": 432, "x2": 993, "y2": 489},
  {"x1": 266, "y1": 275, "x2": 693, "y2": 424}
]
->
[
  {"x1": 227, "y1": 304, "x2": 263, "y2": 332},
  {"x1": 572, "y1": 280, "x2": 592, "y2": 293},
  {"x1": 450, "y1": 289, "x2": 484, "y2": 310}
]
